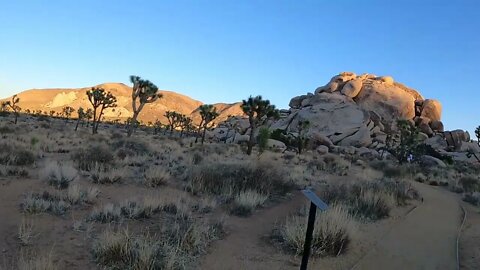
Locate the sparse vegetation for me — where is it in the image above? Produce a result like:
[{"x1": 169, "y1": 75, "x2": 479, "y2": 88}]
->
[
  {"x1": 71, "y1": 144, "x2": 114, "y2": 171},
  {"x1": 321, "y1": 179, "x2": 417, "y2": 220},
  {"x1": 41, "y1": 161, "x2": 78, "y2": 189},
  {"x1": 143, "y1": 166, "x2": 170, "y2": 187},
  {"x1": 272, "y1": 204, "x2": 354, "y2": 257}
]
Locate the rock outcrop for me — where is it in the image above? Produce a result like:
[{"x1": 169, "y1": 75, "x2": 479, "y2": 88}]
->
[{"x1": 275, "y1": 72, "x2": 443, "y2": 150}]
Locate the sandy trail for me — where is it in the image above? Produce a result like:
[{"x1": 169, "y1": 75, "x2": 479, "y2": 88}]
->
[
  {"x1": 353, "y1": 182, "x2": 462, "y2": 270},
  {"x1": 200, "y1": 192, "x2": 305, "y2": 270}
]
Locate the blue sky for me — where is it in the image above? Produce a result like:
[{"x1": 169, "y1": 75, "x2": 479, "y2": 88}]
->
[{"x1": 0, "y1": 0, "x2": 479, "y2": 135}]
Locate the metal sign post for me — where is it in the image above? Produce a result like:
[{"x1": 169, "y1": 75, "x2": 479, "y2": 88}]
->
[{"x1": 300, "y1": 189, "x2": 329, "y2": 270}]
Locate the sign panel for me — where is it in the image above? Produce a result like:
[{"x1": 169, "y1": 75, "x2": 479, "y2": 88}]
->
[{"x1": 301, "y1": 189, "x2": 328, "y2": 211}]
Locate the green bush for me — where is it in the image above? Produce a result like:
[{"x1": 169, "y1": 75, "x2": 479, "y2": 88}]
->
[{"x1": 257, "y1": 127, "x2": 271, "y2": 153}]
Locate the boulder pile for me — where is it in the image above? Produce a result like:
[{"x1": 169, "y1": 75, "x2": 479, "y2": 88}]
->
[{"x1": 211, "y1": 72, "x2": 475, "y2": 162}]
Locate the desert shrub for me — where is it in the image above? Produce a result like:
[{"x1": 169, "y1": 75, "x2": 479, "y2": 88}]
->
[
  {"x1": 18, "y1": 217, "x2": 35, "y2": 246},
  {"x1": 41, "y1": 161, "x2": 78, "y2": 189},
  {"x1": 0, "y1": 143, "x2": 35, "y2": 166},
  {"x1": 187, "y1": 161, "x2": 293, "y2": 200},
  {"x1": 111, "y1": 139, "x2": 149, "y2": 156},
  {"x1": 459, "y1": 176, "x2": 480, "y2": 193},
  {"x1": 120, "y1": 200, "x2": 153, "y2": 220},
  {"x1": 17, "y1": 250, "x2": 56, "y2": 270},
  {"x1": 143, "y1": 167, "x2": 170, "y2": 187},
  {"x1": 463, "y1": 192, "x2": 480, "y2": 206},
  {"x1": 272, "y1": 205, "x2": 354, "y2": 257},
  {"x1": 0, "y1": 125, "x2": 14, "y2": 134},
  {"x1": 92, "y1": 218, "x2": 223, "y2": 269},
  {"x1": 230, "y1": 190, "x2": 269, "y2": 216},
  {"x1": 312, "y1": 154, "x2": 350, "y2": 175},
  {"x1": 65, "y1": 184, "x2": 99, "y2": 205},
  {"x1": 21, "y1": 192, "x2": 70, "y2": 216},
  {"x1": 321, "y1": 179, "x2": 416, "y2": 220},
  {"x1": 88, "y1": 204, "x2": 122, "y2": 223},
  {"x1": 71, "y1": 144, "x2": 114, "y2": 171},
  {"x1": 90, "y1": 164, "x2": 126, "y2": 184},
  {"x1": 257, "y1": 127, "x2": 271, "y2": 153}
]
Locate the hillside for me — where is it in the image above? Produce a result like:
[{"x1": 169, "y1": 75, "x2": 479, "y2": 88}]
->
[{"x1": 0, "y1": 83, "x2": 244, "y2": 125}]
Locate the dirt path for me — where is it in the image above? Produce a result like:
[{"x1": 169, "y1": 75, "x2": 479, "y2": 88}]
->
[
  {"x1": 353, "y1": 182, "x2": 462, "y2": 270},
  {"x1": 200, "y1": 192, "x2": 305, "y2": 270}
]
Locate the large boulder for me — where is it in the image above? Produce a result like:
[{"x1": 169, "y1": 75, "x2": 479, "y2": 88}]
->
[
  {"x1": 267, "y1": 139, "x2": 286, "y2": 151},
  {"x1": 271, "y1": 92, "x2": 369, "y2": 148},
  {"x1": 354, "y1": 78, "x2": 423, "y2": 122},
  {"x1": 340, "y1": 78, "x2": 363, "y2": 98},
  {"x1": 337, "y1": 126, "x2": 372, "y2": 148},
  {"x1": 445, "y1": 130, "x2": 470, "y2": 151},
  {"x1": 420, "y1": 99, "x2": 442, "y2": 122},
  {"x1": 289, "y1": 95, "x2": 309, "y2": 109},
  {"x1": 419, "y1": 155, "x2": 447, "y2": 168}
]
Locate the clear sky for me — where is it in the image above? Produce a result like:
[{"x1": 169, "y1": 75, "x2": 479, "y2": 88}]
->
[{"x1": 0, "y1": 0, "x2": 479, "y2": 135}]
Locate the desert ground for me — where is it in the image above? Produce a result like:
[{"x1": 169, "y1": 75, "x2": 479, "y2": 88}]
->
[{"x1": 0, "y1": 112, "x2": 478, "y2": 270}]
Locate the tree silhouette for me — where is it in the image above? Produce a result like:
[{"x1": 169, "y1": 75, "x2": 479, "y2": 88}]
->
[
  {"x1": 196, "y1": 104, "x2": 219, "y2": 144},
  {"x1": 128, "y1": 76, "x2": 162, "y2": 137},
  {"x1": 86, "y1": 87, "x2": 117, "y2": 134},
  {"x1": 4, "y1": 95, "x2": 21, "y2": 124},
  {"x1": 241, "y1": 95, "x2": 279, "y2": 155}
]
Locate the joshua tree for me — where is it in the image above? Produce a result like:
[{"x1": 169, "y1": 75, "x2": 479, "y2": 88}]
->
[
  {"x1": 296, "y1": 120, "x2": 311, "y2": 154},
  {"x1": 86, "y1": 87, "x2": 117, "y2": 134},
  {"x1": 164, "y1": 111, "x2": 183, "y2": 136},
  {"x1": 153, "y1": 119, "x2": 163, "y2": 135},
  {"x1": 126, "y1": 117, "x2": 140, "y2": 134},
  {"x1": 179, "y1": 115, "x2": 193, "y2": 137},
  {"x1": 128, "y1": 76, "x2": 162, "y2": 137},
  {"x1": 62, "y1": 106, "x2": 75, "y2": 122},
  {"x1": 241, "y1": 95, "x2": 279, "y2": 155},
  {"x1": 223, "y1": 115, "x2": 240, "y2": 144},
  {"x1": 196, "y1": 104, "x2": 219, "y2": 144},
  {"x1": 4, "y1": 95, "x2": 21, "y2": 124},
  {"x1": 75, "y1": 107, "x2": 86, "y2": 131},
  {"x1": 385, "y1": 120, "x2": 425, "y2": 163}
]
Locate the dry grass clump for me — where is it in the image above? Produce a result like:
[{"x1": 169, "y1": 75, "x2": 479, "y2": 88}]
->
[
  {"x1": 142, "y1": 166, "x2": 170, "y2": 187},
  {"x1": 21, "y1": 192, "x2": 70, "y2": 216},
  {"x1": 111, "y1": 138, "x2": 151, "y2": 157},
  {"x1": 0, "y1": 143, "x2": 35, "y2": 166},
  {"x1": 88, "y1": 203, "x2": 122, "y2": 223},
  {"x1": 90, "y1": 164, "x2": 128, "y2": 184},
  {"x1": 18, "y1": 217, "x2": 35, "y2": 246},
  {"x1": 88, "y1": 195, "x2": 187, "y2": 223},
  {"x1": 71, "y1": 144, "x2": 114, "y2": 171},
  {"x1": 17, "y1": 250, "x2": 56, "y2": 270},
  {"x1": 92, "y1": 218, "x2": 224, "y2": 269},
  {"x1": 321, "y1": 179, "x2": 417, "y2": 220},
  {"x1": 65, "y1": 184, "x2": 99, "y2": 204},
  {"x1": 272, "y1": 204, "x2": 355, "y2": 257},
  {"x1": 41, "y1": 161, "x2": 78, "y2": 189},
  {"x1": 230, "y1": 190, "x2": 269, "y2": 216},
  {"x1": 307, "y1": 154, "x2": 350, "y2": 175},
  {"x1": 187, "y1": 161, "x2": 294, "y2": 215},
  {"x1": 0, "y1": 165, "x2": 29, "y2": 177}
]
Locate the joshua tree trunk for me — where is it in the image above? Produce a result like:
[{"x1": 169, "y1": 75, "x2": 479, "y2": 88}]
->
[
  {"x1": 14, "y1": 113, "x2": 18, "y2": 125},
  {"x1": 127, "y1": 110, "x2": 140, "y2": 137},
  {"x1": 247, "y1": 125, "x2": 255, "y2": 155},
  {"x1": 75, "y1": 118, "x2": 81, "y2": 131},
  {"x1": 201, "y1": 125, "x2": 208, "y2": 144},
  {"x1": 92, "y1": 108, "x2": 97, "y2": 134}
]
